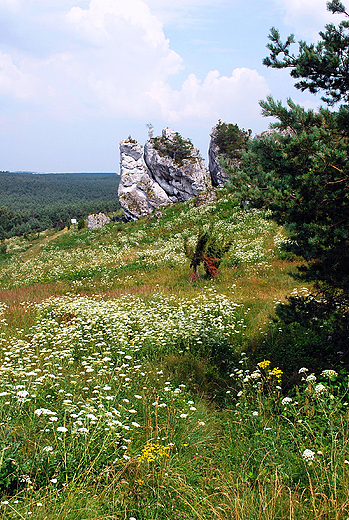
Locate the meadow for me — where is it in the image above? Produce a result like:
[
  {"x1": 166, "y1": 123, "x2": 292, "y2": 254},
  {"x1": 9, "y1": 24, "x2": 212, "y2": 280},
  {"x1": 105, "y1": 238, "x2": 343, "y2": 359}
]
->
[{"x1": 0, "y1": 192, "x2": 348, "y2": 519}]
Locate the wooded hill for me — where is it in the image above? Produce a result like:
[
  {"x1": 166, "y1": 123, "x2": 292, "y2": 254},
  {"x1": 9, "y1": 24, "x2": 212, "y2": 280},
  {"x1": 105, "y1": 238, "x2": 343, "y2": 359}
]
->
[{"x1": 0, "y1": 172, "x2": 120, "y2": 238}]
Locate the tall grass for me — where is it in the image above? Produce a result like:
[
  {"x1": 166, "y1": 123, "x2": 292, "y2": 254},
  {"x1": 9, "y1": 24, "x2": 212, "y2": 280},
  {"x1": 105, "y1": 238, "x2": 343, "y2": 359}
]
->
[{"x1": 1, "y1": 192, "x2": 343, "y2": 519}]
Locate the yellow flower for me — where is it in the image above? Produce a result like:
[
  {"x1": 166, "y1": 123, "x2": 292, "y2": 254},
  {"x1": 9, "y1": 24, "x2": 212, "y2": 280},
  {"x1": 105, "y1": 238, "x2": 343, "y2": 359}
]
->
[
  {"x1": 258, "y1": 359, "x2": 271, "y2": 370},
  {"x1": 139, "y1": 443, "x2": 172, "y2": 463},
  {"x1": 271, "y1": 367, "x2": 283, "y2": 381}
]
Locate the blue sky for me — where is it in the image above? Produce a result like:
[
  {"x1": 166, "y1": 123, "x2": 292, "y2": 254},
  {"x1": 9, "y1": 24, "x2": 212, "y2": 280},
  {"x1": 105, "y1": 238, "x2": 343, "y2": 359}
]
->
[{"x1": 0, "y1": 0, "x2": 343, "y2": 172}]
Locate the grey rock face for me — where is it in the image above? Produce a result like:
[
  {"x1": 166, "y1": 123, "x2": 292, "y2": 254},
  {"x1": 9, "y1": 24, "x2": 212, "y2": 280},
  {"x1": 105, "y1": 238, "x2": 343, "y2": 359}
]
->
[
  {"x1": 118, "y1": 138, "x2": 171, "y2": 221},
  {"x1": 88, "y1": 213, "x2": 110, "y2": 229},
  {"x1": 208, "y1": 124, "x2": 230, "y2": 187},
  {"x1": 144, "y1": 128, "x2": 211, "y2": 203}
]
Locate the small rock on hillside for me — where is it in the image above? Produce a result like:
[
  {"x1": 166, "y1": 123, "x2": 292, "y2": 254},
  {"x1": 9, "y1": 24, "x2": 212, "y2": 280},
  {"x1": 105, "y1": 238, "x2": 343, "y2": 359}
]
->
[{"x1": 87, "y1": 213, "x2": 110, "y2": 229}]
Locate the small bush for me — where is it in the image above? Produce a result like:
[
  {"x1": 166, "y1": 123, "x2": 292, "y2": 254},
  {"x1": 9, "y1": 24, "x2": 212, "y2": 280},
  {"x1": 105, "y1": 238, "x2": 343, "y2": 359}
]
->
[
  {"x1": 77, "y1": 218, "x2": 85, "y2": 230},
  {"x1": 152, "y1": 132, "x2": 195, "y2": 166},
  {"x1": 214, "y1": 120, "x2": 251, "y2": 160}
]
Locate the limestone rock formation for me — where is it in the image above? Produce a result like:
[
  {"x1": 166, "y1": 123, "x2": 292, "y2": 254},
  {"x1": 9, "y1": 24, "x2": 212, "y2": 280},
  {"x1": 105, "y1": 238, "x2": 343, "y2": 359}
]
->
[
  {"x1": 208, "y1": 124, "x2": 230, "y2": 187},
  {"x1": 144, "y1": 128, "x2": 211, "y2": 203},
  {"x1": 87, "y1": 213, "x2": 110, "y2": 229},
  {"x1": 118, "y1": 137, "x2": 171, "y2": 221}
]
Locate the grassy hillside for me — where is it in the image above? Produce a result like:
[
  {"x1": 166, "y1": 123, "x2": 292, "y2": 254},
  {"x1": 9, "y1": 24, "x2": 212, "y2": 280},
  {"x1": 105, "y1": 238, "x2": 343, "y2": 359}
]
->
[{"x1": 0, "y1": 192, "x2": 347, "y2": 519}]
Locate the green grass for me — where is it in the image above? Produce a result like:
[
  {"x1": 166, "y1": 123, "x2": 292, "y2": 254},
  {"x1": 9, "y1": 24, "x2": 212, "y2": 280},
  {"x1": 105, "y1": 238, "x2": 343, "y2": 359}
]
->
[{"x1": 0, "y1": 191, "x2": 347, "y2": 519}]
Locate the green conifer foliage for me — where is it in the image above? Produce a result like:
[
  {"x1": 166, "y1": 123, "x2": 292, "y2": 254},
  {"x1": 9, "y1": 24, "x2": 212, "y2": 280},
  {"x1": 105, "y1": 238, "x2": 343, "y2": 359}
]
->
[{"x1": 263, "y1": 1, "x2": 349, "y2": 105}]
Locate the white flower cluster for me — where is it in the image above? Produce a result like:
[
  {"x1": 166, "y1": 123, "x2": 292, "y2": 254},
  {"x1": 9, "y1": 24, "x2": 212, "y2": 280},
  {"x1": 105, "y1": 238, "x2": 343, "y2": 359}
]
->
[
  {"x1": 302, "y1": 449, "x2": 315, "y2": 462},
  {"x1": 321, "y1": 369, "x2": 338, "y2": 379},
  {"x1": 314, "y1": 384, "x2": 327, "y2": 395}
]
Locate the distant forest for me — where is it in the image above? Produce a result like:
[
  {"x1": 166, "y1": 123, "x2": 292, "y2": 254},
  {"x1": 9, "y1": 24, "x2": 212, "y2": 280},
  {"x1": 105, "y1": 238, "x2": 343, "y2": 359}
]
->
[{"x1": 0, "y1": 172, "x2": 120, "y2": 239}]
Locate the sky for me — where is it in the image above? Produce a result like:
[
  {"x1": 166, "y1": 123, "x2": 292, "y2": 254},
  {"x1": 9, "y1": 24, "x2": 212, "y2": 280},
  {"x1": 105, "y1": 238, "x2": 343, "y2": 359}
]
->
[{"x1": 0, "y1": 0, "x2": 344, "y2": 172}]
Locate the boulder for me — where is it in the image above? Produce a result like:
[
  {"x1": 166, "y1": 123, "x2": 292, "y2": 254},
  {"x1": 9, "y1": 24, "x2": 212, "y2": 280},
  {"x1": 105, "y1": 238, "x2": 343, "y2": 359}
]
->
[
  {"x1": 208, "y1": 124, "x2": 230, "y2": 187},
  {"x1": 118, "y1": 137, "x2": 171, "y2": 221},
  {"x1": 144, "y1": 128, "x2": 211, "y2": 203},
  {"x1": 87, "y1": 213, "x2": 110, "y2": 229}
]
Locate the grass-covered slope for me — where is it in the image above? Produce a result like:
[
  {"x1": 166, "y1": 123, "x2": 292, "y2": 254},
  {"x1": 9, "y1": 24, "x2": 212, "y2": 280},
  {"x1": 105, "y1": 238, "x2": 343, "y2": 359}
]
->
[{"x1": 0, "y1": 193, "x2": 348, "y2": 519}]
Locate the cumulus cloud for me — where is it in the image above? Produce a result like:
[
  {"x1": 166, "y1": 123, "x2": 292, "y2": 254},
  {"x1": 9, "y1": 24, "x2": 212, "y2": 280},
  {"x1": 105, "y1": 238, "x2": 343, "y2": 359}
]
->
[
  {"x1": 272, "y1": 0, "x2": 343, "y2": 37},
  {"x1": 150, "y1": 68, "x2": 270, "y2": 123},
  {"x1": 0, "y1": 52, "x2": 41, "y2": 99},
  {"x1": 0, "y1": 0, "x2": 270, "y2": 126}
]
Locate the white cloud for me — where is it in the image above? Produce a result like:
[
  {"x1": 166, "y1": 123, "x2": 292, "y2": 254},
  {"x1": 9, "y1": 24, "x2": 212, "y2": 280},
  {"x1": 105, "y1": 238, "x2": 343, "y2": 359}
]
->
[
  {"x1": 150, "y1": 68, "x2": 270, "y2": 123},
  {"x1": 0, "y1": 0, "x2": 270, "y2": 127},
  {"x1": 272, "y1": 0, "x2": 343, "y2": 37},
  {"x1": 0, "y1": 52, "x2": 41, "y2": 99}
]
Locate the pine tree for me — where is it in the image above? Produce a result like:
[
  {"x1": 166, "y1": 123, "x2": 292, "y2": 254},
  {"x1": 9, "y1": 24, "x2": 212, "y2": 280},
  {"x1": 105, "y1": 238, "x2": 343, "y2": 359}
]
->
[
  {"x1": 263, "y1": 1, "x2": 349, "y2": 105},
  {"x1": 224, "y1": 1, "x2": 349, "y2": 372}
]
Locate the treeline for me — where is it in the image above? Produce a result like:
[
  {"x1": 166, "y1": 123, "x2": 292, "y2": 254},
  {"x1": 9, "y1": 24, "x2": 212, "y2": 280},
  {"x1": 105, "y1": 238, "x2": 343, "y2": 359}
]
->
[{"x1": 0, "y1": 172, "x2": 120, "y2": 239}]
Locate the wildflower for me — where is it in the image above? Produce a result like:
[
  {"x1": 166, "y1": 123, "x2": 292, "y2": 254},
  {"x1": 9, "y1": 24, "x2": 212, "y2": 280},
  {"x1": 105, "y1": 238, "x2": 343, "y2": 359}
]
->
[
  {"x1": 50, "y1": 478, "x2": 57, "y2": 484},
  {"x1": 271, "y1": 367, "x2": 283, "y2": 382},
  {"x1": 252, "y1": 411, "x2": 258, "y2": 416},
  {"x1": 281, "y1": 397, "x2": 292, "y2": 405},
  {"x1": 56, "y1": 426, "x2": 68, "y2": 433},
  {"x1": 258, "y1": 359, "x2": 271, "y2": 370},
  {"x1": 36, "y1": 503, "x2": 43, "y2": 507},
  {"x1": 321, "y1": 369, "x2": 338, "y2": 379},
  {"x1": 198, "y1": 421, "x2": 206, "y2": 426},
  {"x1": 180, "y1": 413, "x2": 188, "y2": 418},
  {"x1": 306, "y1": 374, "x2": 317, "y2": 383},
  {"x1": 298, "y1": 367, "x2": 308, "y2": 374},
  {"x1": 43, "y1": 446, "x2": 53, "y2": 452},
  {"x1": 19, "y1": 475, "x2": 32, "y2": 484},
  {"x1": 134, "y1": 395, "x2": 142, "y2": 399},
  {"x1": 17, "y1": 390, "x2": 29, "y2": 398},
  {"x1": 132, "y1": 422, "x2": 141, "y2": 428},
  {"x1": 302, "y1": 449, "x2": 315, "y2": 462},
  {"x1": 314, "y1": 383, "x2": 326, "y2": 395},
  {"x1": 190, "y1": 406, "x2": 197, "y2": 411},
  {"x1": 85, "y1": 414, "x2": 98, "y2": 421}
]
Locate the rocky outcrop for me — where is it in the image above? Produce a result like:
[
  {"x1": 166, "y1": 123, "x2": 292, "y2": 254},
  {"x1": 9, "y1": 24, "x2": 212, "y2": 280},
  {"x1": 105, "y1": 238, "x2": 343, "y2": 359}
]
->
[
  {"x1": 208, "y1": 124, "x2": 230, "y2": 187},
  {"x1": 144, "y1": 128, "x2": 211, "y2": 203},
  {"x1": 118, "y1": 138, "x2": 171, "y2": 221},
  {"x1": 88, "y1": 213, "x2": 110, "y2": 229}
]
